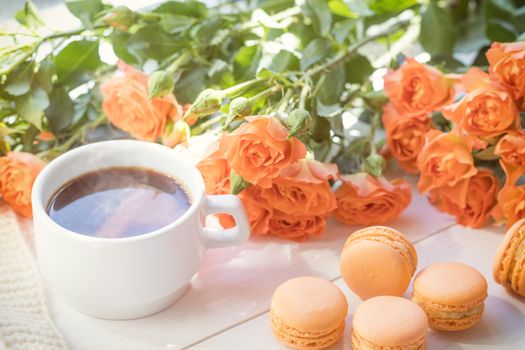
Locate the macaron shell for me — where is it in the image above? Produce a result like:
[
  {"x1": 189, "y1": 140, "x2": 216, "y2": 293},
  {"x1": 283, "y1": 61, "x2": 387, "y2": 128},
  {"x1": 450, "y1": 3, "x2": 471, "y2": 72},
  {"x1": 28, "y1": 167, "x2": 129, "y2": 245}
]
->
[
  {"x1": 352, "y1": 296, "x2": 428, "y2": 347},
  {"x1": 270, "y1": 311, "x2": 345, "y2": 350},
  {"x1": 493, "y1": 219, "x2": 525, "y2": 286},
  {"x1": 340, "y1": 240, "x2": 413, "y2": 299},
  {"x1": 413, "y1": 262, "x2": 487, "y2": 306},
  {"x1": 270, "y1": 277, "x2": 348, "y2": 332},
  {"x1": 344, "y1": 226, "x2": 417, "y2": 273},
  {"x1": 511, "y1": 244, "x2": 525, "y2": 296}
]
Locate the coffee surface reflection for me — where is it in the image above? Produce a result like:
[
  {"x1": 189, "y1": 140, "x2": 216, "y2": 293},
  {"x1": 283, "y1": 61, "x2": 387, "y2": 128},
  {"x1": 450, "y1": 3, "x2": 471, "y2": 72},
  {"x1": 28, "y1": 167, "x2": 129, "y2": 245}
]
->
[{"x1": 47, "y1": 167, "x2": 191, "y2": 238}]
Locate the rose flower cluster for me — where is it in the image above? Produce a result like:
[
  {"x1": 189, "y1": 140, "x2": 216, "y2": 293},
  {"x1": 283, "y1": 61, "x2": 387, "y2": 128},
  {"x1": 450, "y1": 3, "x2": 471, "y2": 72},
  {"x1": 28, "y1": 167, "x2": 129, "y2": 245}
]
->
[
  {"x1": 383, "y1": 42, "x2": 525, "y2": 228},
  {"x1": 196, "y1": 116, "x2": 411, "y2": 241}
]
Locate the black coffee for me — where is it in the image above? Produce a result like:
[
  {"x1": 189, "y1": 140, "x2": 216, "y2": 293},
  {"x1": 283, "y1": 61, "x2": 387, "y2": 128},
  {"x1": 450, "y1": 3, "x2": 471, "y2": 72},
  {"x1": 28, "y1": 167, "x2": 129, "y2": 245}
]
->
[{"x1": 47, "y1": 167, "x2": 191, "y2": 238}]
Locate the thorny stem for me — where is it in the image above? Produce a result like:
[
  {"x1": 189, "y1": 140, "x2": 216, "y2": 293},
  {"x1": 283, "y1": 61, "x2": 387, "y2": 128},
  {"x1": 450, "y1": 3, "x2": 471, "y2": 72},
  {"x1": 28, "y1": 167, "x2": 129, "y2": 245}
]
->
[
  {"x1": 248, "y1": 85, "x2": 281, "y2": 103},
  {"x1": 223, "y1": 78, "x2": 266, "y2": 97}
]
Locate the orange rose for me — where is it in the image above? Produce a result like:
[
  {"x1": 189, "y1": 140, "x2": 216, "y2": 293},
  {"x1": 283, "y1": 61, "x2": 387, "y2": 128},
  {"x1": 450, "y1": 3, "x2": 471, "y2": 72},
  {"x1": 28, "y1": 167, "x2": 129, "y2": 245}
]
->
[
  {"x1": 0, "y1": 152, "x2": 45, "y2": 218},
  {"x1": 197, "y1": 151, "x2": 230, "y2": 195},
  {"x1": 238, "y1": 186, "x2": 273, "y2": 235},
  {"x1": 219, "y1": 116, "x2": 306, "y2": 188},
  {"x1": 334, "y1": 173, "x2": 411, "y2": 226},
  {"x1": 486, "y1": 41, "x2": 525, "y2": 107},
  {"x1": 382, "y1": 103, "x2": 431, "y2": 173},
  {"x1": 37, "y1": 131, "x2": 55, "y2": 142},
  {"x1": 268, "y1": 211, "x2": 326, "y2": 241},
  {"x1": 442, "y1": 68, "x2": 519, "y2": 145},
  {"x1": 384, "y1": 58, "x2": 453, "y2": 116},
  {"x1": 417, "y1": 130, "x2": 477, "y2": 193},
  {"x1": 100, "y1": 61, "x2": 182, "y2": 141},
  {"x1": 495, "y1": 131, "x2": 525, "y2": 186},
  {"x1": 259, "y1": 159, "x2": 338, "y2": 216},
  {"x1": 429, "y1": 169, "x2": 499, "y2": 228},
  {"x1": 492, "y1": 185, "x2": 525, "y2": 228},
  {"x1": 217, "y1": 185, "x2": 274, "y2": 235}
]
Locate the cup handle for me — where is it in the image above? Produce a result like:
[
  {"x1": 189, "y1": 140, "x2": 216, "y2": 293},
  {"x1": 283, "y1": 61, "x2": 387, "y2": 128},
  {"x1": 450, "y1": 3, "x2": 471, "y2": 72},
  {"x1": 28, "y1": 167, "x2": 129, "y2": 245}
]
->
[{"x1": 200, "y1": 194, "x2": 250, "y2": 248}]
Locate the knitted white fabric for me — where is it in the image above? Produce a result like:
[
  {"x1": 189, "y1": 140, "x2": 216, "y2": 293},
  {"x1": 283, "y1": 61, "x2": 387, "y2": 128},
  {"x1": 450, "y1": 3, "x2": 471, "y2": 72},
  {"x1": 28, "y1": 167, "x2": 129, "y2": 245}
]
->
[{"x1": 0, "y1": 204, "x2": 66, "y2": 350}]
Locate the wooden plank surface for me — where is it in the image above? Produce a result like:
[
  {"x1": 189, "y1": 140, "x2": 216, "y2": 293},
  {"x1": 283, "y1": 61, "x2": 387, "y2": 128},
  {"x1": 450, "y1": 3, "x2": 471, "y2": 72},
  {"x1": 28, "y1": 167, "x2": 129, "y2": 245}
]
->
[
  {"x1": 44, "y1": 188, "x2": 455, "y2": 350},
  {"x1": 194, "y1": 225, "x2": 524, "y2": 350}
]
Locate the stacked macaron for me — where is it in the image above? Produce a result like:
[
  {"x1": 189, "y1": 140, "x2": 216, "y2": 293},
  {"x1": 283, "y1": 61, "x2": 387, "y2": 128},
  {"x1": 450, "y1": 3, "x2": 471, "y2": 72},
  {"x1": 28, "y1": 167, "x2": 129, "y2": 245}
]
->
[
  {"x1": 340, "y1": 226, "x2": 417, "y2": 299},
  {"x1": 493, "y1": 219, "x2": 525, "y2": 297},
  {"x1": 270, "y1": 225, "x2": 493, "y2": 349}
]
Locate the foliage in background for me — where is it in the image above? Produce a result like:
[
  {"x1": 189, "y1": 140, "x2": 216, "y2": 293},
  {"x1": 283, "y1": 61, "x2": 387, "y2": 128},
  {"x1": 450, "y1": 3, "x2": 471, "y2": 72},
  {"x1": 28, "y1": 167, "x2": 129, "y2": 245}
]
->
[
  {"x1": 0, "y1": 0, "x2": 524, "y2": 228},
  {"x1": 1, "y1": 0, "x2": 522, "y2": 167}
]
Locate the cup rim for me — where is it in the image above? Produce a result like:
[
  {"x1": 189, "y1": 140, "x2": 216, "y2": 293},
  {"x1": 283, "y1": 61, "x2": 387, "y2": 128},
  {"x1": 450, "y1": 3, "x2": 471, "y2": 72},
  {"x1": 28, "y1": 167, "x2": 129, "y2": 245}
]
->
[{"x1": 31, "y1": 140, "x2": 205, "y2": 244}]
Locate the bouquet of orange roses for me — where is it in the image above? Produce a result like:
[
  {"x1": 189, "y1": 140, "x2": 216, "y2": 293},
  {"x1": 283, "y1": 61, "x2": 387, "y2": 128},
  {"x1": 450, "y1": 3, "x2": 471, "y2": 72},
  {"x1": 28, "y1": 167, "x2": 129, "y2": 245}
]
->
[
  {"x1": 1, "y1": 0, "x2": 524, "y2": 241},
  {"x1": 382, "y1": 42, "x2": 525, "y2": 229}
]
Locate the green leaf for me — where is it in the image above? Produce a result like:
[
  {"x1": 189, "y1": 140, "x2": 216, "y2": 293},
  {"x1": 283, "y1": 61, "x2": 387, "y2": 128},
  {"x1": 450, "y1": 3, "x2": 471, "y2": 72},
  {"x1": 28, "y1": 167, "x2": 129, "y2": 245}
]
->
[
  {"x1": 128, "y1": 24, "x2": 184, "y2": 63},
  {"x1": 300, "y1": 0, "x2": 332, "y2": 37},
  {"x1": 362, "y1": 91, "x2": 389, "y2": 112},
  {"x1": 311, "y1": 114, "x2": 331, "y2": 142},
  {"x1": 368, "y1": 0, "x2": 418, "y2": 14},
  {"x1": 15, "y1": 85, "x2": 49, "y2": 129},
  {"x1": 234, "y1": 45, "x2": 262, "y2": 80},
  {"x1": 316, "y1": 100, "x2": 342, "y2": 117},
  {"x1": 45, "y1": 88, "x2": 74, "y2": 133},
  {"x1": 346, "y1": 0, "x2": 373, "y2": 16},
  {"x1": 15, "y1": 0, "x2": 45, "y2": 30},
  {"x1": 364, "y1": 153, "x2": 386, "y2": 177},
  {"x1": 0, "y1": 46, "x2": 34, "y2": 76},
  {"x1": 108, "y1": 30, "x2": 137, "y2": 64},
  {"x1": 268, "y1": 50, "x2": 299, "y2": 72},
  {"x1": 36, "y1": 57, "x2": 55, "y2": 93},
  {"x1": 66, "y1": 0, "x2": 104, "y2": 26},
  {"x1": 483, "y1": 0, "x2": 515, "y2": 23},
  {"x1": 514, "y1": 6, "x2": 525, "y2": 31},
  {"x1": 255, "y1": 0, "x2": 295, "y2": 13},
  {"x1": 4, "y1": 61, "x2": 34, "y2": 96},
  {"x1": 208, "y1": 59, "x2": 229, "y2": 78},
  {"x1": 230, "y1": 170, "x2": 251, "y2": 195},
  {"x1": 54, "y1": 40, "x2": 102, "y2": 87},
  {"x1": 420, "y1": 2, "x2": 457, "y2": 57},
  {"x1": 174, "y1": 66, "x2": 208, "y2": 104},
  {"x1": 190, "y1": 17, "x2": 224, "y2": 43},
  {"x1": 153, "y1": 1, "x2": 208, "y2": 18},
  {"x1": 318, "y1": 64, "x2": 345, "y2": 105},
  {"x1": 454, "y1": 19, "x2": 490, "y2": 54},
  {"x1": 161, "y1": 14, "x2": 195, "y2": 34},
  {"x1": 333, "y1": 19, "x2": 355, "y2": 43},
  {"x1": 72, "y1": 91, "x2": 92, "y2": 124},
  {"x1": 486, "y1": 20, "x2": 517, "y2": 41},
  {"x1": 474, "y1": 146, "x2": 498, "y2": 161},
  {"x1": 328, "y1": 0, "x2": 356, "y2": 18},
  {"x1": 345, "y1": 53, "x2": 373, "y2": 84},
  {"x1": 148, "y1": 71, "x2": 175, "y2": 98},
  {"x1": 300, "y1": 38, "x2": 331, "y2": 71}
]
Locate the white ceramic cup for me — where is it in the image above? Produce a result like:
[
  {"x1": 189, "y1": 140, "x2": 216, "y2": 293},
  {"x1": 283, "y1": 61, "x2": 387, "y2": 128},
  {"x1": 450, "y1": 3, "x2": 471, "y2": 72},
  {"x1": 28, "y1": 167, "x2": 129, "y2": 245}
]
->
[{"x1": 32, "y1": 140, "x2": 249, "y2": 320}]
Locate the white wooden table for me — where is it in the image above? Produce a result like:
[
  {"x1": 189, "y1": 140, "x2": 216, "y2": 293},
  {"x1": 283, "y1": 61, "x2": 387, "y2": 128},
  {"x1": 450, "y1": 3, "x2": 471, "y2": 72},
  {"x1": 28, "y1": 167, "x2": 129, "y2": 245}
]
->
[{"x1": 24, "y1": 184, "x2": 522, "y2": 350}]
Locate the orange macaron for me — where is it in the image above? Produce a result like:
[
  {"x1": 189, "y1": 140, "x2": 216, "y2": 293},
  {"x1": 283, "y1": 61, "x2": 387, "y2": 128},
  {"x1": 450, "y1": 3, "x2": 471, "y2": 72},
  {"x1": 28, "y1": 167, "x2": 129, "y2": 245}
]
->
[
  {"x1": 493, "y1": 219, "x2": 525, "y2": 297},
  {"x1": 340, "y1": 226, "x2": 417, "y2": 299},
  {"x1": 411, "y1": 262, "x2": 488, "y2": 331},
  {"x1": 352, "y1": 296, "x2": 428, "y2": 350},
  {"x1": 270, "y1": 276, "x2": 348, "y2": 350}
]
